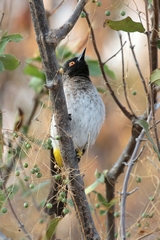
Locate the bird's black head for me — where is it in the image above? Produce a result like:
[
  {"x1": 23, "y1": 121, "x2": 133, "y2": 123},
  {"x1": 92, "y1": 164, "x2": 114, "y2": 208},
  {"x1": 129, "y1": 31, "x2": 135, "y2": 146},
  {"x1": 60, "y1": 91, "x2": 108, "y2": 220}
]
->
[{"x1": 63, "y1": 48, "x2": 89, "y2": 78}]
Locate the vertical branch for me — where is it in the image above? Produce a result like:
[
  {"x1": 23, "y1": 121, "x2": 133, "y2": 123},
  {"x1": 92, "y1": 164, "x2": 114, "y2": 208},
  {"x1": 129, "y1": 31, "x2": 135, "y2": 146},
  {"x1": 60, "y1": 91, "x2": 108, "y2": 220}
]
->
[
  {"x1": 127, "y1": 33, "x2": 150, "y2": 106},
  {"x1": 29, "y1": 1, "x2": 100, "y2": 239},
  {"x1": 150, "y1": 0, "x2": 160, "y2": 151},
  {"x1": 105, "y1": 179, "x2": 115, "y2": 240},
  {"x1": 119, "y1": 33, "x2": 137, "y2": 117},
  {"x1": 144, "y1": 0, "x2": 152, "y2": 73},
  {"x1": 150, "y1": 0, "x2": 159, "y2": 71}
]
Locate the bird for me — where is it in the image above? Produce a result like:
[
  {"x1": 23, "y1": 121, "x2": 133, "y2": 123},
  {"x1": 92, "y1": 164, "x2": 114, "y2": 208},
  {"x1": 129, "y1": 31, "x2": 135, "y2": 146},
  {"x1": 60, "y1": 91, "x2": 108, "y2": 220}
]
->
[{"x1": 44, "y1": 48, "x2": 105, "y2": 216}]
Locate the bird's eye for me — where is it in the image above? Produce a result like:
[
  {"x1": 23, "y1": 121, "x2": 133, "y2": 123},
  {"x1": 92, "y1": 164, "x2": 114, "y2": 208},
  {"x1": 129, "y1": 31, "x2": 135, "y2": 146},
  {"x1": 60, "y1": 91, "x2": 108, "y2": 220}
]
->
[{"x1": 69, "y1": 61, "x2": 75, "y2": 67}]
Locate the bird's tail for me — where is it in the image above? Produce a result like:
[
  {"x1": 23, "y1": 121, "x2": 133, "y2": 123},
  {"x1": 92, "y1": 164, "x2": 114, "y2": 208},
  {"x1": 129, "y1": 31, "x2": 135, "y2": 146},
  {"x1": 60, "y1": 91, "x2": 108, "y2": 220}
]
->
[{"x1": 44, "y1": 149, "x2": 67, "y2": 216}]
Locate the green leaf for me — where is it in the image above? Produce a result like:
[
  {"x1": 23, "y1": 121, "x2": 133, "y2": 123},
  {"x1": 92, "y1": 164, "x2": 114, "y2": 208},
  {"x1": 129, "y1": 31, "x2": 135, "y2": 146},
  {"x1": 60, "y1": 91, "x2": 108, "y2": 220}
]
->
[
  {"x1": 150, "y1": 68, "x2": 160, "y2": 86},
  {"x1": 104, "y1": 64, "x2": 116, "y2": 80},
  {"x1": 0, "y1": 190, "x2": 5, "y2": 210},
  {"x1": 0, "y1": 54, "x2": 20, "y2": 70},
  {"x1": 136, "y1": 119, "x2": 149, "y2": 132},
  {"x1": 24, "y1": 64, "x2": 46, "y2": 79},
  {"x1": 136, "y1": 119, "x2": 160, "y2": 160},
  {"x1": 26, "y1": 56, "x2": 42, "y2": 63},
  {"x1": 104, "y1": 16, "x2": 145, "y2": 33},
  {"x1": 99, "y1": 209, "x2": 107, "y2": 216},
  {"x1": 0, "y1": 61, "x2": 4, "y2": 73},
  {"x1": 29, "y1": 76, "x2": 45, "y2": 93},
  {"x1": 96, "y1": 87, "x2": 106, "y2": 93},
  {"x1": 94, "y1": 191, "x2": 118, "y2": 209},
  {"x1": 87, "y1": 60, "x2": 101, "y2": 76},
  {"x1": 97, "y1": 193, "x2": 109, "y2": 208},
  {"x1": 157, "y1": 39, "x2": 160, "y2": 49},
  {"x1": 45, "y1": 218, "x2": 62, "y2": 240},
  {"x1": 2, "y1": 33, "x2": 23, "y2": 43},
  {"x1": 7, "y1": 184, "x2": 19, "y2": 200},
  {"x1": 0, "y1": 39, "x2": 9, "y2": 55},
  {"x1": 85, "y1": 181, "x2": 100, "y2": 195},
  {"x1": 0, "y1": 33, "x2": 23, "y2": 55}
]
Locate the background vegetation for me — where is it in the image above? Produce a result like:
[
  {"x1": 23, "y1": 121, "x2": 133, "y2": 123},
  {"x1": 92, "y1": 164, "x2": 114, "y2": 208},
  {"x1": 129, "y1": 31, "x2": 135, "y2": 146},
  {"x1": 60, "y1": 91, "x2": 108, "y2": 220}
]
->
[{"x1": 0, "y1": 0, "x2": 160, "y2": 239}]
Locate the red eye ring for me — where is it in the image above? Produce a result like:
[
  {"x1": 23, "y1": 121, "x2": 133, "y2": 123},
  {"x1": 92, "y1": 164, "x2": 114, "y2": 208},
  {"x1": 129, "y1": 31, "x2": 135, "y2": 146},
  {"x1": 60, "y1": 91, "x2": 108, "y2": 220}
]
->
[{"x1": 69, "y1": 61, "x2": 75, "y2": 67}]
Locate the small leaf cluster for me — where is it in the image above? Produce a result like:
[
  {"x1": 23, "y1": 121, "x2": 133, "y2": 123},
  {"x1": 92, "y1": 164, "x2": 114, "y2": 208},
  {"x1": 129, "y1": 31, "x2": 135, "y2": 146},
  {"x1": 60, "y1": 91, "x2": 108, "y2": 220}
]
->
[{"x1": 0, "y1": 32, "x2": 23, "y2": 73}]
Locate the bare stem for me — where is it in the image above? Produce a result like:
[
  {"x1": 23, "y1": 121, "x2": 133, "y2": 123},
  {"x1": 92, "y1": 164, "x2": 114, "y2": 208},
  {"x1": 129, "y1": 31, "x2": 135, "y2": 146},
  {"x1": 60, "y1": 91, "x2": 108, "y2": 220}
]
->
[
  {"x1": 127, "y1": 33, "x2": 150, "y2": 106},
  {"x1": 119, "y1": 33, "x2": 137, "y2": 118},
  {"x1": 150, "y1": 0, "x2": 160, "y2": 152}
]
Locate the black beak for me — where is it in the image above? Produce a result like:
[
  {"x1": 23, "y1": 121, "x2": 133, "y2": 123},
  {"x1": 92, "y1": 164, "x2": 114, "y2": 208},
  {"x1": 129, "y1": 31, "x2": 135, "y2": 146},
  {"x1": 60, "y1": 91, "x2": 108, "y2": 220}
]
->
[{"x1": 77, "y1": 48, "x2": 86, "y2": 61}]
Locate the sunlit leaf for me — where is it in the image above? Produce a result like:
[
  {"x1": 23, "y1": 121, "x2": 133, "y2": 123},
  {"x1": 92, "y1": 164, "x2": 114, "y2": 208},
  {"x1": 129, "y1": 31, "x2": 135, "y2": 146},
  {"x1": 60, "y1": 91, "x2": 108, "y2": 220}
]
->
[
  {"x1": 104, "y1": 16, "x2": 145, "y2": 33},
  {"x1": 85, "y1": 181, "x2": 100, "y2": 195},
  {"x1": 45, "y1": 217, "x2": 62, "y2": 240},
  {"x1": 0, "y1": 54, "x2": 20, "y2": 70}
]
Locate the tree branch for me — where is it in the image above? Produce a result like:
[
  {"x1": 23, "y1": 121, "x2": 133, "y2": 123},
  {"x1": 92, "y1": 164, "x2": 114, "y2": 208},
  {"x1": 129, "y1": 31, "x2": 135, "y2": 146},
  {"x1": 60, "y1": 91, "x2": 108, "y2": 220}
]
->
[
  {"x1": 150, "y1": 0, "x2": 160, "y2": 152},
  {"x1": 46, "y1": 0, "x2": 88, "y2": 47},
  {"x1": 28, "y1": 0, "x2": 100, "y2": 239}
]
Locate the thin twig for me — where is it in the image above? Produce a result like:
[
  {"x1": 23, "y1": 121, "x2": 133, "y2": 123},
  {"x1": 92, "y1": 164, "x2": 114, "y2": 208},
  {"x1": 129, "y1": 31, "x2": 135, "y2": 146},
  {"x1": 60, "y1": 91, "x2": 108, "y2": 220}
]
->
[
  {"x1": 49, "y1": 0, "x2": 65, "y2": 16},
  {"x1": 0, "y1": 13, "x2": 4, "y2": 27},
  {"x1": 127, "y1": 33, "x2": 150, "y2": 106},
  {"x1": 103, "y1": 41, "x2": 127, "y2": 65},
  {"x1": 120, "y1": 112, "x2": 152, "y2": 240},
  {"x1": 0, "y1": 169, "x2": 32, "y2": 240},
  {"x1": 83, "y1": 9, "x2": 134, "y2": 121},
  {"x1": 119, "y1": 33, "x2": 137, "y2": 118}
]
